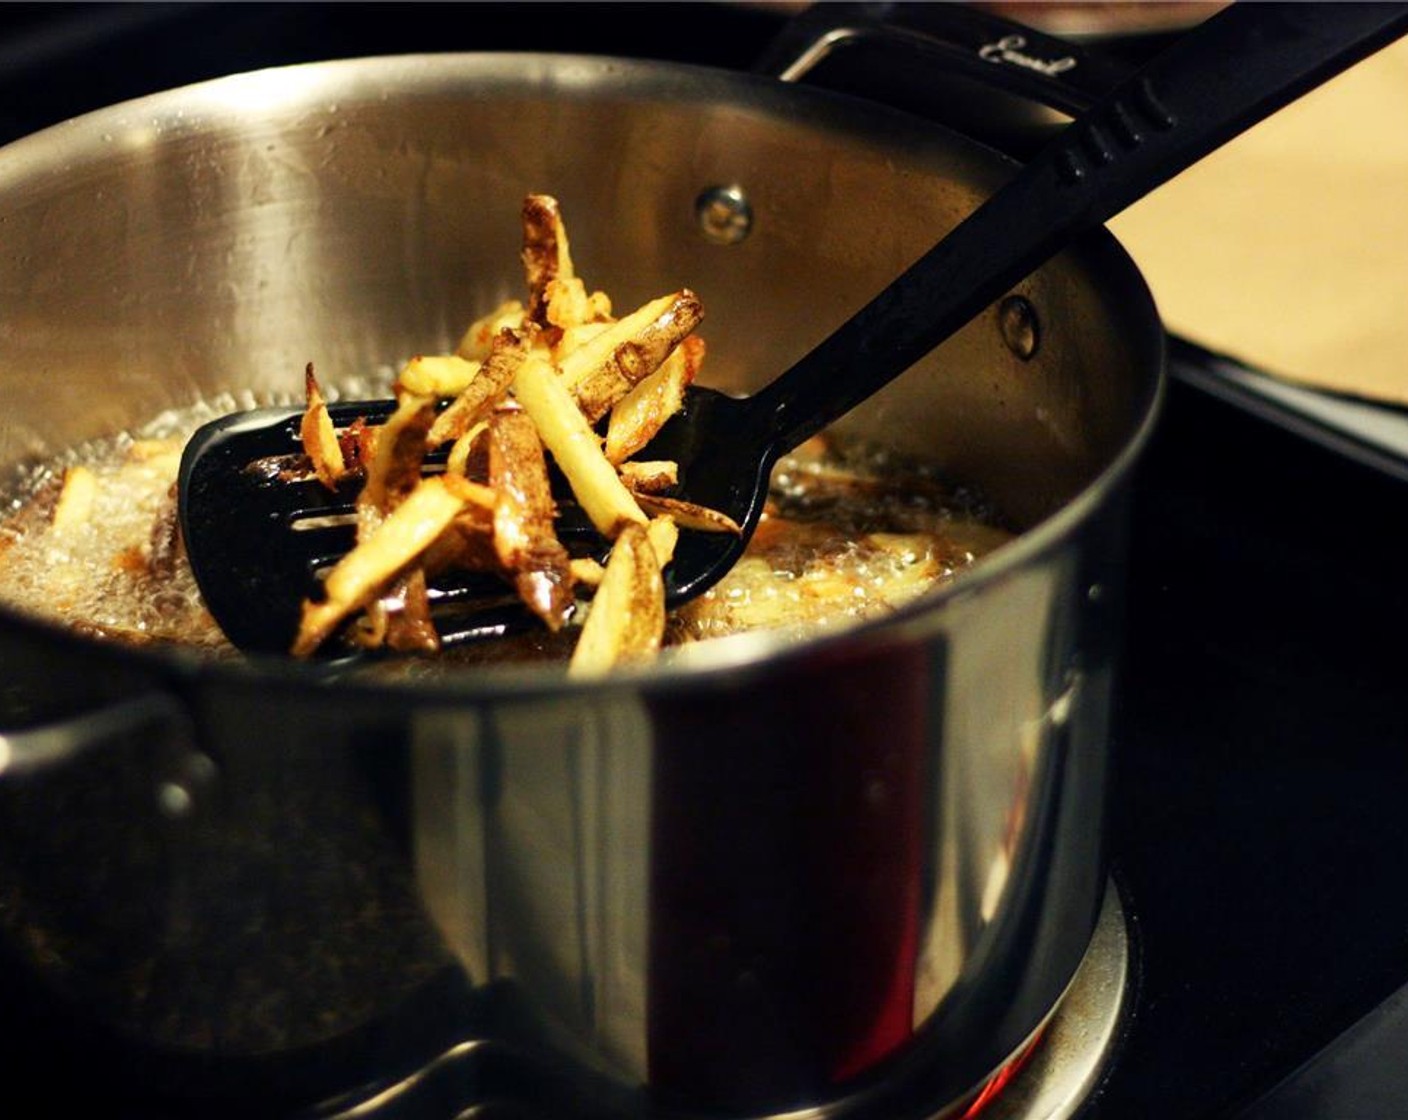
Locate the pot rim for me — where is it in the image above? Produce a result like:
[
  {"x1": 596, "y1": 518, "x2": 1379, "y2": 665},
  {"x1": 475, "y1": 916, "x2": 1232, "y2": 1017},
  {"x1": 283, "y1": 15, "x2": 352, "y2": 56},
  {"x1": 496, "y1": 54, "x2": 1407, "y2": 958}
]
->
[{"x1": 0, "y1": 50, "x2": 1167, "y2": 705}]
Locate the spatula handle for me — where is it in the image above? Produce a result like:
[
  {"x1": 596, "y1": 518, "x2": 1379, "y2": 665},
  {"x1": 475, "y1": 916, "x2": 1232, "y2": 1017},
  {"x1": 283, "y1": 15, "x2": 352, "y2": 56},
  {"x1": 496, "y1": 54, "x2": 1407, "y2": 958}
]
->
[{"x1": 751, "y1": 2, "x2": 1408, "y2": 454}]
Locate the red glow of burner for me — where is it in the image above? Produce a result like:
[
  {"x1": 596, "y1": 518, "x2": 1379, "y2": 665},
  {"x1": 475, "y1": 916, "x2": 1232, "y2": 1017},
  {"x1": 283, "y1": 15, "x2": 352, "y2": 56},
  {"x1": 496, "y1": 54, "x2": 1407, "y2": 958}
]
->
[{"x1": 958, "y1": 1024, "x2": 1049, "y2": 1119}]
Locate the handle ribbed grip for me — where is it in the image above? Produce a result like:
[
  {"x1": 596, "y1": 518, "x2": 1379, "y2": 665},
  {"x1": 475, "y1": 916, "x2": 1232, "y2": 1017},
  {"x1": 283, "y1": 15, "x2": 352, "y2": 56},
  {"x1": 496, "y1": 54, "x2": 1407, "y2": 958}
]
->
[{"x1": 752, "y1": 2, "x2": 1408, "y2": 453}]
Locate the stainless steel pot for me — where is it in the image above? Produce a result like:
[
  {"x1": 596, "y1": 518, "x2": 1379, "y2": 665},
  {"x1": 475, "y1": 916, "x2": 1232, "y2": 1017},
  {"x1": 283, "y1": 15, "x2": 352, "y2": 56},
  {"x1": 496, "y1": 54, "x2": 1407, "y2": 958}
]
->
[{"x1": 0, "y1": 21, "x2": 1162, "y2": 1118}]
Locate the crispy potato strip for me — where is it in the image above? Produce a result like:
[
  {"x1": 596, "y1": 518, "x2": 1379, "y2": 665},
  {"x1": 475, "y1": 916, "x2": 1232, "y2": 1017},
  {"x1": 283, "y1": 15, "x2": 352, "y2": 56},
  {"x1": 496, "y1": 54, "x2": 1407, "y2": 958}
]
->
[
  {"x1": 456, "y1": 299, "x2": 526, "y2": 361},
  {"x1": 358, "y1": 394, "x2": 436, "y2": 534},
  {"x1": 522, "y1": 194, "x2": 612, "y2": 330},
  {"x1": 300, "y1": 363, "x2": 347, "y2": 490},
  {"x1": 511, "y1": 352, "x2": 648, "y2": 538},
  {"x1": 630, "y1": 491, "x2": 742, "y2": 535},
  {"x1": 617, "y1": 460, "x2": 678, "y2": 494},
  {"x1": 427, "y1": 329, "x2": 526, "y2": 449},
  {"x1": 291, "y1": 192, "x2": 724, "y2": 660},
  {"x1": 522, "y1": 194, "x2": 574, "y2": 325},
  {"x1": 396, "y1": 354, "x2": 481, "y2": 400},
  {"x1": 606, "y1": 335, "x2": 702, "y2": 465},
  {"x1": 52, "y1": 466, "x2": 98, "y2": 533},
  {"x1": 646, "y1": 515, "x2": 679, "y2": 566},
  {"x1": 293, "y1": 475, "x2": 473, "y2": 656},
  {"x1": 568, "y1": 522, "x2": 666, "y2": 677},
  {"x1": 488, "y1": 408, "x2": 574, "y2": 631},
  {"x1": 557, "y1": 291, "x2": 703, "y2": 424}
]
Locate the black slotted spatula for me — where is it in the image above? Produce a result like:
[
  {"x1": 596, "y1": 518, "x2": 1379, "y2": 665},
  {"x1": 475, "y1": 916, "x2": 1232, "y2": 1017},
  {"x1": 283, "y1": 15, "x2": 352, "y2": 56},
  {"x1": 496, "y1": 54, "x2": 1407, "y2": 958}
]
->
[{"x1": 179, "y1": 2, "x2": 1408, "y2": 655}]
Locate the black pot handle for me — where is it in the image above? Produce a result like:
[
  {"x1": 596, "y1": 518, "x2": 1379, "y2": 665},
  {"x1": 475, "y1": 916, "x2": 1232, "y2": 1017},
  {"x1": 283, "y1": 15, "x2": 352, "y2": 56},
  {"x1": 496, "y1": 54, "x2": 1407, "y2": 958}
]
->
[
  {"x1": 0, "y1": 690, "x2": 213, "y2": 812},
  {"x1": 754, "y1": 1, "x2": 1134, "y2": 119}
]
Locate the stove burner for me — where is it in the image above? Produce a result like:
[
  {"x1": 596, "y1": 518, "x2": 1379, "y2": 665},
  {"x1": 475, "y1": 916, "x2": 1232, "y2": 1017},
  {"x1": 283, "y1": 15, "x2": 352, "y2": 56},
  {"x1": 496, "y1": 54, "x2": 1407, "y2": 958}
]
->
[{"x1": 963, "y1": 883, "x2": 1129, "y2": 1120}]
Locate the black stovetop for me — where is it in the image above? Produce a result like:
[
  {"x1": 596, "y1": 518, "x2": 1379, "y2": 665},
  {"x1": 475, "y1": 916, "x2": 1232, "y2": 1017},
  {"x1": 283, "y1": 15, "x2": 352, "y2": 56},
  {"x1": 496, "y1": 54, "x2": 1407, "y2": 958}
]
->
[{"x1": 3, "y1": 5, "x2": 1407, "y2": 1118}]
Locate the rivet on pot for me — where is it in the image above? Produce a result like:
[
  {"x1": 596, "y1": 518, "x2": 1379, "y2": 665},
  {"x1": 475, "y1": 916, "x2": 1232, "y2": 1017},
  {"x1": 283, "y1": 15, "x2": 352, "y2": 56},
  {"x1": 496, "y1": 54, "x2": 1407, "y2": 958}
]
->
[
  {"x1": 157, "y1": 780, "x2": 195, "y2": 818},
  {"x1": 157, "y1": 753, "x2": 216, "y2": 818},
  {"x1": 999, "y1": 295, "x2": 1041, "y2": 361},
  {"x1": 695, "y1": 184, "x2": 753, "y2": 245}
]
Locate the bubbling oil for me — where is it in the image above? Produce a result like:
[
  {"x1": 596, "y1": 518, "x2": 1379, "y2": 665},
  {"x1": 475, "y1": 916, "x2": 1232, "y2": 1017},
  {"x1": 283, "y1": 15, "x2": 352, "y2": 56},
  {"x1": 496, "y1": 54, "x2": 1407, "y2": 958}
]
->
[
  {"x1": 669, "y1": 437, "x2": 1013, "y2": 644},
  {"x1": 0, "y1": 396, "x2": 1014, "y2": 659}
]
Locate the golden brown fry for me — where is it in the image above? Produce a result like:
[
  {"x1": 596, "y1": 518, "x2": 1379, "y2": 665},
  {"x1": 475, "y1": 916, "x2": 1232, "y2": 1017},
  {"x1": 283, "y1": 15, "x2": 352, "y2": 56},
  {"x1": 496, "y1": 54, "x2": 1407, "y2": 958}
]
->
[
  {"x1": 126, "y1": 437, "x2": 183, "y2": 476},
  {"x1": 522, "y1": 194, "x2": 574, "y2": 326},
  {"x1": 568, "y1": 522, "x2": 666, "y2": 677},
  {"x1": 352, "y1": 568, "x2": 440, "y2": 654},
  {"x1": 546, "y1": 278, "x2": 611, "y2": 330},
  {"x1": 338, "y1": 416, "x2": 376, "y2": 475},
  {"x1": 300, "y1": 362, "x2": 347, "y2": 491},
  {"x1": 293, "y1": 475, "x2": 470, "y2": 656},
  {"x1": 445, "y1": 420, "x2": 489, "y2": 477},
  {"x1": 522, "y1": 194, "x2": 611, "y2": 329},
  {"x1": 456, "y1": 299, "x2": 526, "y2": 361},
  {"x1": 630, "y1": 491, "x2": 742, "y2": 535},
  {"x1": 427, "y1": 328, "x2": 526, "y2": 449},
  {"x1": 510, "y1": 352, "x2": 648, "y2": 538},
  {"x1": 396, "y1": 354, "x2": 481, "y2": 400},
  {"x1": 287, "y1": 194, "x2": 731, "y2": 664},
  {"x1": 358, "y1": 394, "x2": 436, "y2": 534},
  {"x1": 553, "y1": 321, "x2": 610, "y2": 362},
  {"x1": 488, "y1": 408, "x2": 574, "y2": 631},
  {"x1": 421, "y1": 479, "x2": 498, "y2": 576},
  {"x1": 605, "y1": 334, "x2": 703, "y2": 464},
  {"x1": 645, "y1": 515, "x2": 679, "y2": 566},
  {"x1": 616, "y1": 460, "x2": 678, "y2": 494},
  {"x1": 557, "y1": 290, "x2": 704, "y2": 423},
  {"x1": 569, "y1": 557, "x2": 606, "y2": 587},
  {"x1": 51, "y1": 465, "x2": 97, "y2": 533}
]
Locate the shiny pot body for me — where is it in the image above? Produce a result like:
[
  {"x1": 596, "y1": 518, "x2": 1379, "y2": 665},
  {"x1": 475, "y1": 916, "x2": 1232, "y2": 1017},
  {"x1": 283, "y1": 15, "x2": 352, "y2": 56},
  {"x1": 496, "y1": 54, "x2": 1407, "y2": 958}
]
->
[{"x1": 0, "y1": 53, "x2": 1162, "y2": 1116}]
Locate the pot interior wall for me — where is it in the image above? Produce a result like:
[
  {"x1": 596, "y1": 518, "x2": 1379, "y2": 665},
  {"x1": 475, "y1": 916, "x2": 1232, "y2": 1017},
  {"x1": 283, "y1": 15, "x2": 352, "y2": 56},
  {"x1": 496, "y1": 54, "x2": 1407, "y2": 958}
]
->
[{"x1": 0, "y1": 54, "x2": 1151, "y2": 537}]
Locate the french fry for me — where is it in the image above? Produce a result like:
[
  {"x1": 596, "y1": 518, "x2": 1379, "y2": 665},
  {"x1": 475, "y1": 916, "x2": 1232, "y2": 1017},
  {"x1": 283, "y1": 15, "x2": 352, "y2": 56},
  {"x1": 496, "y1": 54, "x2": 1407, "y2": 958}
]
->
[
  {"x1": 510, "y1": 351, "x2": 648, "y2": 538},
  {"x1": 522, "y1": 194, "x2": 574, "y2": 324},
  {"x1": 445, "y1": 420, "x2": 489, "y2": 477},
  {"x1": 646, "y1": 515, "x2": 679, "y2": 566},
  {"x1": 396, "y1": 354, "x2": 482, "y2": 400},
  {"x1": 126, "y1": 437, "x2": 184, "y2": 478},
  {"x1": 427, "y1": 328, "x2": 526, "y2": 448},
  {"x1": 569, "y1": 557, "x2": 606, "y2": 587},
  {"x1": 553, "y1": 321, "x2": 611, "y2": 363},
  {"x1": 358, "y1": 394, "x2": 436, "y2": 533},
  {"x1": 359, "y1": 568, "x2": 440, "y2": 654},
  {"x1": 556, "y1": 290, "x2": 704, "y2": 423},
  {"x1": 568, "y1": 522, "x2": 666, "y2": 677},
  {"x1": 288, "y1": 192, "x2": 733, "y2": 663},
  {"x1": 421, "y1": 486, "x2": 498, "y2": 577},
  {"x1": 456, "y1": 299, "x2": 527, "y2": 361},
  {"x1": 546, "y1": 278, "x2": 611, "y2": 330},
  {"x1": 299, "y1": 362, "x2": 346, "y2": 490},
  {"x1": 52, "y1": 465, "x2": 97, "y2": 533},
  {"x1": 521, "y1": 194, "x2": 612, "y2": 330},
  {"x1": 631, "y1": 491, "x2": 742, "y2": 535},
  {"x1": 605, "y1": 335, "x2": 703, "y2": 464},
  {"x1": 488, "y1": 408, "x2": 574, "y2": 630},
  {"x1": 617, "y1": 460, "x2": 678, "y2": 494},
  {"x1": 293, "y1": 475, "x2": 471, "y2": 656}
]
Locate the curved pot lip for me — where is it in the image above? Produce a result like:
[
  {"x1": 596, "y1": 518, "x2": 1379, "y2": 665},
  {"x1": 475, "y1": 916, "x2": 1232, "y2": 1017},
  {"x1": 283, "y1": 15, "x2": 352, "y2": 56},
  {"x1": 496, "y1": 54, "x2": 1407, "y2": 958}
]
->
[{"x1": 0, "y1": 50, "x2": 1168, "y2": 707}]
